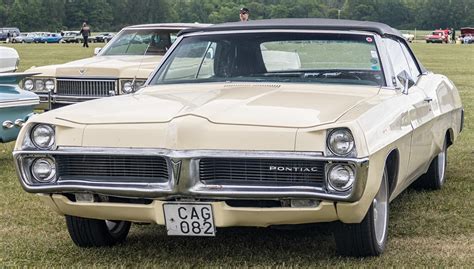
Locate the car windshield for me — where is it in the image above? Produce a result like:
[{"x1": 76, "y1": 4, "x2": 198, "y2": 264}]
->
[
  {"x1": 151, "y1": 32, "x2": 385, "y2": 86},
  {"x1": 100, "y1": 29, "x2": 179, "y2": 56}
]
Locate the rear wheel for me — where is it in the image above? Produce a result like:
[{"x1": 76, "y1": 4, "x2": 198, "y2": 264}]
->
[
  {"x1": 334, "y1": 168, "x2": 389, "y2": 257},
  {"x1": 413, "y1": 137, "x2": 447, "y2": 190},
  {"x1": 65, "y1": 215, "x2": 131, "y2": 247}
]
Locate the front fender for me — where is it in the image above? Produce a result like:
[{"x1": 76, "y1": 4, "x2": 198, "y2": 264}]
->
[{"x1": 336, "y1": 148, "x2": 388, "y2": 223}]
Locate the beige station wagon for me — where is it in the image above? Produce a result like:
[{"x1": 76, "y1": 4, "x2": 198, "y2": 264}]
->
[
  {"x1": 13, "y1": 19, "x2": 463, "y2": 257},
  {"x1": 20, "y1": 23, "x2": 209, "y2": 110}
]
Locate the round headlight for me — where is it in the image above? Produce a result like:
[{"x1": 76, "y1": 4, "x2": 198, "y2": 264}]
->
[
  {"x1": 122, "y1": 81, "x2": 133, "y2": 94},
  {"x1": 35, "y1": 80, "x2": 45, "y2": 91},
  {"x1": 45, "y1": 80, "x2": 55, "y2": 91},
  {"x1": 24, "y1": 79, "x2": 34, "y2": 91},
  {"x1": 328, "y1": 129, "x2": 355, "y2": 156},
  {"x1": 31, "y1": 124, "x2": 55, "y2": 149},
  {"x1": 31, "y1": 158, "x2": 56, "y2": 183},
  {"x1": 327, "y1": 164, "x2": 355, "y2": 191}
]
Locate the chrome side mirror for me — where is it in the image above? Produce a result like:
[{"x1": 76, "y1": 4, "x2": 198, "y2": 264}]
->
[
  {"x1": 94, "y1": 47, "x2": 102, "y2": 56},
  {"x1": 396, "y1": 70, "x2": 415, "y2": 94}
]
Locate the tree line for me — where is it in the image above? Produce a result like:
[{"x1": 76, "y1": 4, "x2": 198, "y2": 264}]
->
[{"x1": 0, "y1": 0, "x2": 472, "y2": 32}]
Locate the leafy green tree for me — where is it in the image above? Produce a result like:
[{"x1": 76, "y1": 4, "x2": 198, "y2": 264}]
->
[{"x1": 1, "y1": 0, "x2": 472, "y2": 32}]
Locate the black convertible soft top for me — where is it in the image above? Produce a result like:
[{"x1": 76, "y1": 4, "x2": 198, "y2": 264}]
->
[{"x1": 179, "y1": 18, "x2": 403, "y2": 39}]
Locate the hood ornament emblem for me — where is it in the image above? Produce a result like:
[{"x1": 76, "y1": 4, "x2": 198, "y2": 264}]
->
[{"x1": 79, "y1": 68, "x2": 86, "y2": 75}]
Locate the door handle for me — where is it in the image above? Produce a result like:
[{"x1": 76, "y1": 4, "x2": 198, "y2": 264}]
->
[{"x1": 424, "y1": 97, "x2": 433, "y2": 103}]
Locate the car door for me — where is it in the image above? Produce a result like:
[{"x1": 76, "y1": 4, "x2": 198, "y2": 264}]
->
[
  {"x1": 400, "y1": 41, "x2": 440, "y2": 179},
  {"x1": 385, "y1": 39, "x2": 435, "y2": 183}
]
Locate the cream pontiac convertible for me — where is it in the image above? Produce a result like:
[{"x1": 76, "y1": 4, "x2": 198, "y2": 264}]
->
[
  {"x1": 20, "y1": 23, "x2": 209, "y2": 109},
  {"x1": 14, "y1": 19, "x2": 463, "y2": 257}
]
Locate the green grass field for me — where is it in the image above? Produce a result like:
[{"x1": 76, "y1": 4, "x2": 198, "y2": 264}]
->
[{"x1": 0, "y1": 42, "x2": 473, "y2": 267}]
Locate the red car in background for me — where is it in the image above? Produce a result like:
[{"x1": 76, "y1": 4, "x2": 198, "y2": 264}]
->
[{"x1": 426, "y1": 29, "x2": 450, "y2": 43}]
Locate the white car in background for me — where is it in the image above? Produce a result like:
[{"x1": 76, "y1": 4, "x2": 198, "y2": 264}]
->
[
  {"x1": 0, "y1": 46, "x2": 19, "y2": 72},
  {"x1": 402, "y1": 33, "x2": 415, "y2": 42}
]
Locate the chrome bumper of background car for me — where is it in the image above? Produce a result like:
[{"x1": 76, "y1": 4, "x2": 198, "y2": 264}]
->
[
  {"x1": 14, "y1": 147, "x2": 369, "y2": 202},
  {"x1": 36, "y1": 93, "x2": 108, "y2": 105}
]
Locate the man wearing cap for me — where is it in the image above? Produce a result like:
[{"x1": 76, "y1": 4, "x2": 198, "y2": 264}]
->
[{"x1": 240, "y1": 8, "x2": 249, "y2": 22}]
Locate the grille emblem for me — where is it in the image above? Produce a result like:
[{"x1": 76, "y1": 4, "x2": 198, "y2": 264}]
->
[
  {"x1": 269, "y1": 166, "x2": 318, "y2": 172},
  {"x1": 171, "y1": 160, "x2": 182, "y2": 183},
  {"x1": 79, "y1": 68, "x2": 86, "y2": 75}
]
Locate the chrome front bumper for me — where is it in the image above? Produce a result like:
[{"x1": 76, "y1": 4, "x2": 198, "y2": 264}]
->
[
  {"x1": 14, "y1": 147, "x2": 369, "y2": 202},
  {"x1": 36, "y1": 93, "x2": 105, "y2": 109}
]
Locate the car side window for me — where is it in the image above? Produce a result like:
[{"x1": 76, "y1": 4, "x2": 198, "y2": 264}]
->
[
  {"x1": 399, "y1": 42, "x2": 421, "y2": 78},
  {"x1": 158, "y1": 40, "x2": 216, "y2": 82},
  {"x1": 385, "y1": 38, "x2": 411, "y2": 86}
]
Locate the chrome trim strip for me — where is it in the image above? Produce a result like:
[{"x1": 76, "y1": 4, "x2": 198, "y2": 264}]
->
[
  {"x1": 17, "y1": 147, "x2": 325, "y2": 159},
  {"x1": 37, "y1": 94, "x2": 109, "y2": 104},
  {"x1": 56, "y1": 78, "x2": 117, "y2": 81},
  {"x1": 0, "y1": 98, "x2": 39, "y2": 108},
  {"x1": 14, "y1": 147, "x2": 369, "y2": 202},
  {"x1": 183, "y1": 29, "x2": 377, "y2": 37}
]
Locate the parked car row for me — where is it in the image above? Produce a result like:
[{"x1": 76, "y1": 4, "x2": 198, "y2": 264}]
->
[
  {"x1": 7, "y1": 31, "x2": 116, "y2": 44},
  {"x1": 61, "y1": 31, "x2": 115, "y2": 43},
  {"x1": 3, "y1": 20, "x2": 464, "y2": 257},
  {"x1": 9, "y1": 32, "x2": 62, "y2": 43},
  {"x1": 424, "y1": 27, "x2": 474, "y2": 44}
]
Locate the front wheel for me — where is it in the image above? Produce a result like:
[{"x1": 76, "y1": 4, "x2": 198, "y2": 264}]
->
[
  {"x1": 334, "y1": 169, "x2": 389, "y2": 257},
  {"x1": 65, "y1": 215, "x2": 131, "y2": 247}
]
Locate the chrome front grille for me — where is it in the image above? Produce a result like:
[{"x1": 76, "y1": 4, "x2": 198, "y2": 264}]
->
[
  {"x1": 56, "y1": 79, "x2": 116, "y2": 97},
  {"x1": 199, "y1": 158, "x2": 326, "y2": 186},
  {"x1": 55, "y1": 155, "x2": 169, "y2": 183}
]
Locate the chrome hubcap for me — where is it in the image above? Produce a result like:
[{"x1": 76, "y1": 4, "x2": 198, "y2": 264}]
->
[
  {"x1": 373, "y1": 176, "x2": 388, "y2": 245},
  {"x1": 105, "y1": 220, "x2": 125, "y2": 235}
]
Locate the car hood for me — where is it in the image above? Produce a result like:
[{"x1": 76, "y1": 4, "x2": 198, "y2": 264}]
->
[
  {"x1": 48, "y1": 82, "x2": 380, "y2": 128},
  {"x1": 27, "y1": 55, "x2": 163, "y2": 79}
]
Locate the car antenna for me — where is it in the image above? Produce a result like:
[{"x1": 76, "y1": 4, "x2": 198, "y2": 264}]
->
[{"x1": 132, "y1": 42, "x2": 151, "y2": 91}]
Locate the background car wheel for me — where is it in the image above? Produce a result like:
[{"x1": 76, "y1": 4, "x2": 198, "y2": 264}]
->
[
  {"x1": 334, "y1": 168, "x2": 389, "y2": 257},
  {"x1": 65, "y1": 215, "x2": 131, "y2": 247},
  {"x1": 413, "y1": 137, "x2": 448, "y2": 190}
]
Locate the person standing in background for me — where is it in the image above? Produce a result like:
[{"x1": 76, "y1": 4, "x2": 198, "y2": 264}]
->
[
  {"x1": 240, "y1": 7, "x2": 249, "y2": 22},
  {"x1": 451, "y1": 28, "x2": 456, "y2": 43},
  {"x1": 79, "y1": 22, "x2": 91, "y2": 48}
]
